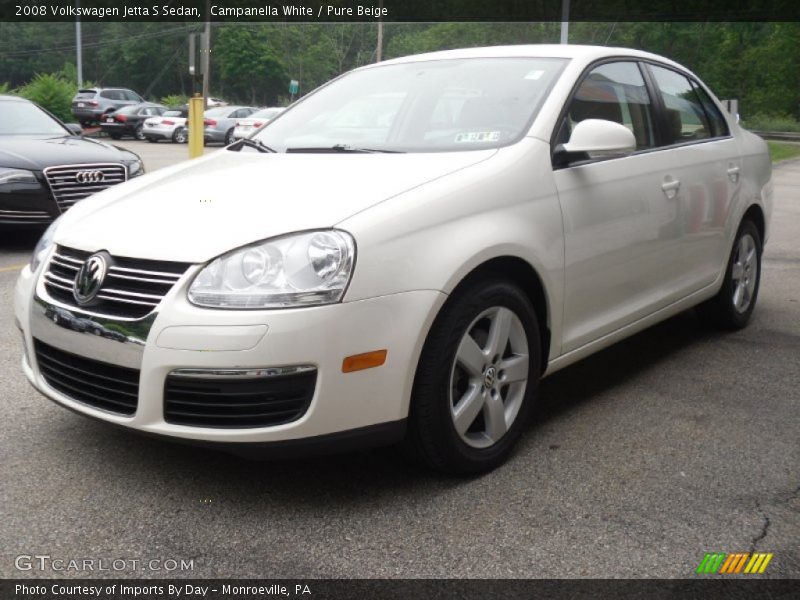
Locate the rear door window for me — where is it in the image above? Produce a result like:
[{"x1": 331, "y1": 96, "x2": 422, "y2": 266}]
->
[
  {"x1": 649, "y1": 65, "x2": 713, "y2": 145},
  {"x1": 690, "y1": 82, "x2": 729, "y2": 138}
]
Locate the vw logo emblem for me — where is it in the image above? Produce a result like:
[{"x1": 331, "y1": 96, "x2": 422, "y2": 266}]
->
[
  {"x1": 483, "y1": 366, "x2": 497, "y2": 389},
  {"x1": 75, "y1": 170, "x2": 105, "y2": 184},
  {"x1": 73, "y1": 252, "x2": 109, "y2": 305}
]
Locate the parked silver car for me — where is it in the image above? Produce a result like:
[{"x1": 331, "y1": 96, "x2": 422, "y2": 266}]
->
[
  {"x1": 143, "y1": 108, "x2": 190, "y2": 143},
  {"x1": 203, "y1": 106, "x2": 258, "y2": 145},
  {"x1": 70, "y1": 87, "x2": 144, "y2": 126},
  {"x1": 232, "y1": 107, "x2": 286, "y2": 140}
]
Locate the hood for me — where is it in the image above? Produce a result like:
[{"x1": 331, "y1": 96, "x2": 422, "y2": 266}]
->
[
  {"x1": 0, "y1": 135, "x2": 138, "y2": 170},
  {"x1": 57, "y1": 148, "x2": 497, "y2": 263}
]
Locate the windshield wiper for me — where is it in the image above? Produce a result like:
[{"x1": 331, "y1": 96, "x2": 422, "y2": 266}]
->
[
  {"x1": 228, "y1": 138, "x2": 276, "y2": 153},
  {"x1": 286, "y1": 144, "x2": 404, "y2": 154}
]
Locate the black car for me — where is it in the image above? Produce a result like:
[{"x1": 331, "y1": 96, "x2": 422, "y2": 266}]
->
[
  {"x1": 0, "y1": 95, "x2": 143, "y2": 226},
  {"x1": 100, "y1": 103, "x2": 167, "y2": 140}
]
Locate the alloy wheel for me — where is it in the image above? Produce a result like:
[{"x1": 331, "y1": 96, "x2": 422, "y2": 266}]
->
[
  {"x1": 449, "y1": 306, "x2": 529, "y2": 449},
  {"x1": 731, "y1": 233, "x2": 758, "y2": 313}
]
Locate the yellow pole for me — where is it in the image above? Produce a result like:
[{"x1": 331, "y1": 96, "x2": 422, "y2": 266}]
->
[{"x1": 188, "y1": 95, "x2": 204, "y2": 159}]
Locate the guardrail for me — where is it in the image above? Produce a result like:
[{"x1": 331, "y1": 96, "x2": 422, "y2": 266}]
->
[{"x1": 749, "y1": 130, "x2": 800, "y2": 142}]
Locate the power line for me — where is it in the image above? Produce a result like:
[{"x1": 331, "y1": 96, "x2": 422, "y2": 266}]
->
[{"x1": 2, "y1": 24, "x2": 199, "y2": 58}]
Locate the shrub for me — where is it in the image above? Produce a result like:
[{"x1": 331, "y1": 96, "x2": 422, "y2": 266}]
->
[
  {"x1": 0, "y1": 82, "x2": 10, "y2": 94},
  {"x1": 741, "y1": 113, "x2": 800, "y2": 133},
  {"x1": 16, "y1": 73, "x2": 76, "y2": 122},
  {"x1": 160, "y1": 94, "x2": 189, "y2": 108}
]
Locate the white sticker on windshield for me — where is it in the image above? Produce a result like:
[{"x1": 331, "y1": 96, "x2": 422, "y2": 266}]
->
[
  {"x1": 524, "y1": 70, "x2": 544, "y2": 80},
  {"x1": 455, "y1": 131, "x2": 500, "y2": 143}
]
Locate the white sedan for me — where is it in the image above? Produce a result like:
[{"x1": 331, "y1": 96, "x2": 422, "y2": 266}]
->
[
  {"x1": 142, "y1": 109, "x2": 189, "y2": 143},
  {"x1": 15, "y1": 45, "x2": 771, "y2": 474},
  {"x1": 232, "y1": 107, "x2": 286, "y2": 140}
]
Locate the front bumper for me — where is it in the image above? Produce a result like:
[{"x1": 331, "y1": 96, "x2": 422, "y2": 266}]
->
[
  {"x1": 0, "y1": 175, "x2": 59, "y2": 225},
  {"x1": 204, "y1": 127, "x2": 226, "y2": 143},
  {"x1": 15, "y1": 260, "x2": 444, "y2": 447}
]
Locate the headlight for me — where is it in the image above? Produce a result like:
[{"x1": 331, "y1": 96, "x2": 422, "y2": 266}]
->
[
  {"x1": 126, "y1": 159, "x2": 144, "y2": 178},
  {"x1": 188, "y1": 230, "x2": 356, "y2": 309},
  {"x1": 0, "y1": 167, "x2": 39, "y2": 192},
  {"x1": 30, "y1": 216, "x2": 62, "y2": 272}
]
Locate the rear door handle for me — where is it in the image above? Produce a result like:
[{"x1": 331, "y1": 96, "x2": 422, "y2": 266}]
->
[
  {"x1": 661, "y1": 177, "x2": 681, "y2": 199},
  {"x1": 727, "y1": 164, "x2": 741, "y2": 183}
]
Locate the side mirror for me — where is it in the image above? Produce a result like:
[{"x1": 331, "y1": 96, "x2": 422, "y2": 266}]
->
[
  {"x1": 65, "y1": 123, "x2": 83, "y2": 136},
  {"x1": 555, "y1": 119, "x2": 636, "y2": 165}
]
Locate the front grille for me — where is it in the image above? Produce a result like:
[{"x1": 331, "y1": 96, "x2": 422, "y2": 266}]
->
[
  {"x1": 164, "y1": 370, "x2": 317, "y2": 428},
  {"x1": 43, "y1": 245, "x2": 190, "y2": 320},
  {"x1": 43, "y1": 163, "x2": 127, "y2": 211},
  {"x1": 0, "y1": 209, "x2": 52, "y2": 223},
  {"x1": 34, "y1": 339, "x2": 140, "y2": 415}
]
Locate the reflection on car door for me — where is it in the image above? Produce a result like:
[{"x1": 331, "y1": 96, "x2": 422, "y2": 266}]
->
[
  {"x1": 645, "y1": 64, "x2": 740, "y2": 290},
  {"x1": 552, "y1": 61, "x2": 685, "y2": 352}
]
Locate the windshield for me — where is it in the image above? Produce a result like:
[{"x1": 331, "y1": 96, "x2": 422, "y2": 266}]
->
[
  {"x1": 254, "y1": 57, "x2": 567, "y2": 152},
  {"x1": 0, "y1": 100, "x2": 68, "y2": 135}
]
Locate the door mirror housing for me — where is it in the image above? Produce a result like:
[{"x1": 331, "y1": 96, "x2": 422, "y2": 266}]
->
[
  {"x1": 65, "y1": 123, "x2": 83, "y2": 136},
  {"x1": 554, "y1": 119, "x2": 636, "y2": 165}
]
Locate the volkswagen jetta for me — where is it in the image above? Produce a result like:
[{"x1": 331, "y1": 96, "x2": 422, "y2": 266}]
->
[{"x1": 14, "y1": 46, "x2": 772, "y2": 473}]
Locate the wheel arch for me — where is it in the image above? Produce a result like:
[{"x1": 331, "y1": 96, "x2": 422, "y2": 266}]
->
[
  {"x1": 437, "y1": 255, "x2": 552, "y2": 374},
  {"x1": 742, "y1": 202, "x2": 765, "y2": 244}
]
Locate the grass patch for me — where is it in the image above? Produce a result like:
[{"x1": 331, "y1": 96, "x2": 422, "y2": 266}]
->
[
  {"x1": 768, "y1": 141, "x2": 800, "y2": 163},
  {"x1": 742, "y1": 113, "x2": 800, "y2": 133}
]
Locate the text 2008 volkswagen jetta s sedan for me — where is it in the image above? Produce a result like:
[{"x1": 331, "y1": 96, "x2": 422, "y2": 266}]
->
[{"x1": 14, "y1": 46, "x2": 772, "y2": 474}]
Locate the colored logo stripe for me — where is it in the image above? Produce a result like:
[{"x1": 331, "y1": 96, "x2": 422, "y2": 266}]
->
[
  {"x1": 696, "y1": 553, "x2": 726, "y2": 574},
  {"x1": 744, "y1": 553, "x2": 773, "y2": 574},
  {"x1": 696, "y1": 552, "x2": 773, "y2": 574}
]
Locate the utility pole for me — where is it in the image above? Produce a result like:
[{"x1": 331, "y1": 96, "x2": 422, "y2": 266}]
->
[
  {"x1": 560, "y1": 0, "x2": 570, "y2": 45},
  {"x1": 75, "y1": 0, "x2": 83, "y2": 87},
  {"x1": 375, "y1": 0, "x2": 383, "y2": 62},
  {"x1": 201, "y1": 0, "x2": 211, "y2": 109}
]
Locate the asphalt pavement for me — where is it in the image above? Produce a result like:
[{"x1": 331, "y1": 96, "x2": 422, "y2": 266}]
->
[{"x1": 1, "y1": 142, "x2": 797, "y2": 578}]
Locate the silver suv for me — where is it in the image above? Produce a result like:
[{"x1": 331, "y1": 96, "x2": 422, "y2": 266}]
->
[{"x1": 71, "y1": 87, "x2": 144, "y2": 126}]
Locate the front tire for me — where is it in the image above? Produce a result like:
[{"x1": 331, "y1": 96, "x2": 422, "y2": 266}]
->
[
  {"x1": 697, "y1": 219, "x2": 762, "y2": 330},
  {"x1": 406, "y1": 279, "x2": 541, "y2": 475},
  {"x1": 134, "y1": 124, "x2": 145, "y2": 140}
]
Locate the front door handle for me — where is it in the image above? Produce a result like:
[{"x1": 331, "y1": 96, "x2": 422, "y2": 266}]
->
[
  {"x1": 661, "y1": 177, "x2": 681, "y2": 199},
  {"x1": 727, "y1": 164, "x2": 741, "y2": 183}
]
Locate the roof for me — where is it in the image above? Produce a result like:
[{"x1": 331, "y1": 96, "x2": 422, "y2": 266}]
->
[
  {"x1": 376, "y1": 44, "x2": 683, "y2": 70},
  {"x1": 0, "y1": 94, "x2": 27, "y2": 102}
]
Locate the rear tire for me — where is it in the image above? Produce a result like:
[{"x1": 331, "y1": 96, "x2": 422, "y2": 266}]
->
[
  {"x1": 134, "y1": 124, "x2": 145, "y2": 141},
  {"x1": 405, "y1": 279, "x2": 541, "y2": 475},
  {"x1": 173, "y1": 127, "x2": 188, "y2": 144},
  {"x1": 697, "y1": 219, "x2": 762, "y2": 330},
  {"x1": 225, "y1": 128, "x2": 235, "y2": 145}
]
